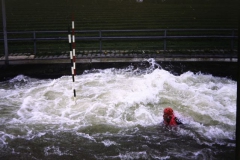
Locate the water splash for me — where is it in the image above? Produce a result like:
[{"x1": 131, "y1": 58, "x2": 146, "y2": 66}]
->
[{"x1": 0, "y1": 59, "x2": 236, "y2": 159}]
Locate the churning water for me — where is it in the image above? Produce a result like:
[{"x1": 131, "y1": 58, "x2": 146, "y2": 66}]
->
[{"x1": 0, "y1": 59, "x2": 236, "y2": 159}]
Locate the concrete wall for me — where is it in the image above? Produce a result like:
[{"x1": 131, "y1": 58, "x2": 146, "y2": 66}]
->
[{"x1": 0, "y1": 61, "x2": 237, "y2": 81}]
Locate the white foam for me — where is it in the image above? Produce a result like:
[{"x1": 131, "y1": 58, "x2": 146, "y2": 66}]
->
[
  {"x1": 119, "y1": 151, "x2": 148, "y2": 159},
  {"x1": 102, "y1": 139, "x2": 117, "y2": 147},
  {"x1": 44, "y1": 146, "x2": 72, "y2": 156},
  {"x1": 0, "y1": 60, "x2": 236, "y2": 144}
]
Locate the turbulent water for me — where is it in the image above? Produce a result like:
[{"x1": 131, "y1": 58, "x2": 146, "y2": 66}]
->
[{"x1": 0, "y1": 59, "x2": 236, "y2": 159}]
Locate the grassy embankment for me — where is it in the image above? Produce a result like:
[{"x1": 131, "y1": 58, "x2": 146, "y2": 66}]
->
[{"x1": 0, "y1": 0, "x2": 238, "y2": 56}]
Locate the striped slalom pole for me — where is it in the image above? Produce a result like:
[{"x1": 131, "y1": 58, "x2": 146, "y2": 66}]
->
[
  {"x1": 68, "y1": 26, "x2": 73, "y2": 64},
  {"x1": 72, "y1": 17, "x2": 76, "y2": 77},
  {"x1": 71, "y1": 16, "x2": 76, "y2": 95},
  {"x1": 68, "y1": 17, "x2": 76, "y2": 101}
]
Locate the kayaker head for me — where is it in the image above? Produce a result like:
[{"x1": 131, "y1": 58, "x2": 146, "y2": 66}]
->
[
  {"x1": 163, "y1": 107, "x2": 182, "y2": 126},
  {"x1": 164, "y1": 107, "x2": 174, "y2": 116}
]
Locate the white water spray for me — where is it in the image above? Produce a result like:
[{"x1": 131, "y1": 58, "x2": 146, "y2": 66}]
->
[{"x1": 0, "y1": 60, "x2": 236, "y2": 159}]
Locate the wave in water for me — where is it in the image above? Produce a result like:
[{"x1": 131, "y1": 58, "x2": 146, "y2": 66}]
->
[{"x1": 0, "y1": 59, "x2": 236, "y2": 159}]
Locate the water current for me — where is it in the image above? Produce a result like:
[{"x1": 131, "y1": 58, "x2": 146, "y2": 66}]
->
[{"x1": 0, "y1": 59, "x2": 236, "y2": 159}]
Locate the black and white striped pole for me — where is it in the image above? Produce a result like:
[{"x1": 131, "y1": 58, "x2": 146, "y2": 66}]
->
[
  {"x1": 68, "y1": 17, "x2": 76, "y2": 101},
  {"x1": 72, "y1": 17, "x2": 76, "y2": 81}
]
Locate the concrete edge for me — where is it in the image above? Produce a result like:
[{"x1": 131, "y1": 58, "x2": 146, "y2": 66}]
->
[{"x1": 0, "y1": 57, "x2": 237, "y2": 65}]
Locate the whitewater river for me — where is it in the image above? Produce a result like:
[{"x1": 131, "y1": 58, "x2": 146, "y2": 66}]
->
[{"x1": 0, "y1": 59, "x2": 236, "y2": 159}]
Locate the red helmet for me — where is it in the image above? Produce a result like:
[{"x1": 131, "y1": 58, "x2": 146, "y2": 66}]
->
[{"x1": 164, "y1": 107, "x2": 174, "y2": 115}]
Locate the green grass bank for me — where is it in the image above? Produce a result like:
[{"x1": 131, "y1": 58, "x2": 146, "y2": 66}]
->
[
  {"x1": 1, "y1": 0, "x2": 238, "y2": 31},
  {"x1": 0, "y1": 0, "x2": 238, "y2": 56}
]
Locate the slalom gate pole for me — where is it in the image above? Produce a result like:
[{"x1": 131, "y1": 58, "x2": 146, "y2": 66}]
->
[
  {"x1": 68, "y1": 26, "x2": 73, "y2": 64},
  {"x1": 72, "y1": 16, "x2": 76, "y2": 102},
  {"x1": 72, "y1": 16, "x2": 76, "y2": 79},
  {"x1": 68, "y1": 16, "x2": 76, "y2": 101}
]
